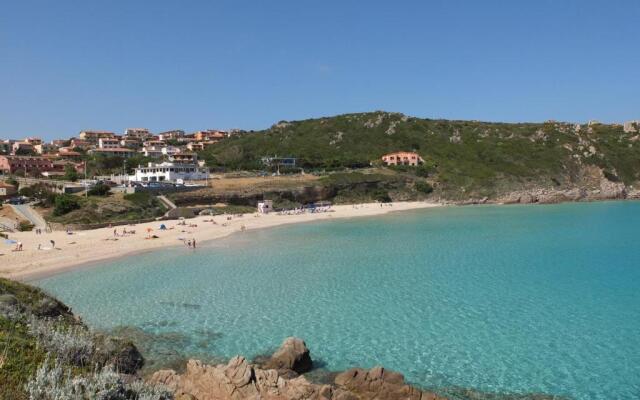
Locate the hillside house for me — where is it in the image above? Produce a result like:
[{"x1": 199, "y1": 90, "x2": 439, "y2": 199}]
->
[
  {"x1": 0, "y1": 155, "x2": 54, "y2": 175},
  {"x1": 0, "y1": 181, "x2": 17, "y2": 199},
  {"x1": 381, "y1": 152, "x2": 424, "y2": 166},
  {"x1": 79, "y1": 130, "x2": 115, "y2": 142}
]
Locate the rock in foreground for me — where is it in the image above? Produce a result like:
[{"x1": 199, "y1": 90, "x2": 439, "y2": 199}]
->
[
  {"x1": 149, "y1": 337, "x2": 445, "y2": 400},
  {"x1": 151, "y1": 356, "x2": 445, "y2": 400},
  {"x1": 264, "y1": 337, "x2": 313, "y2": 374}
]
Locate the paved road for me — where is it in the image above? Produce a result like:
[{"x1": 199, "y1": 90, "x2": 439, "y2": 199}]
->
[{"x1": 10, "y1": 204, "x2": 47, "y2": 228}]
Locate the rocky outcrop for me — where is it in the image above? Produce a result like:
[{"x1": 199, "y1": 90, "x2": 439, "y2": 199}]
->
[
  {"x1": 149, "y1": 337, "x2": 446, "y2": 400},
  {"x1": 497, "y1": 166, "x2": 631, "y2": 205},
  {"x1": 264, "y1": 337, "x2": 313, "y2": 375},
  {"x1": 148, "y1": 336, "x2": 571, "y2": 400},
  {"x1": 151, "y1": 356, "x2": 325, "y2": 400},
  {"x1": 334, "y1": 366, "x2": 445, "y2": 400},
  {"x1": 150, "y1": 357, "x2": 446, "y2": 400}
]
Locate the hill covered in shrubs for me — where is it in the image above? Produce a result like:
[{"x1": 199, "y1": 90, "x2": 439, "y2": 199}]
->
[{"x1": 202, "y1": 112, "x2": 640, "y2": 199}]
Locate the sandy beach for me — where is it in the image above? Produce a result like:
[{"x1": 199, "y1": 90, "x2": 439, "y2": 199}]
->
[{"x1": 0, "y1": 201, "x2": 441, "y2": 281}]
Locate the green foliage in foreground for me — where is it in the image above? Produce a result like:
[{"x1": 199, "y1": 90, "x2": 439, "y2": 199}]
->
[
  {"x1": 0, "y1": 278, "x2": 71, "y2": 400},
  {"x1": 1, "y1": 278, "x2": 167, "y2": 400},
  {"x1": 0, "y1": 316, "x2": 47, "y2": 400},
  {"x1": 201, "y1": 112, "x2": 640, "y2": 198}
]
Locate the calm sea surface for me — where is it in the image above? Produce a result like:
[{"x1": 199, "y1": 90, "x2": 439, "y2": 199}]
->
[{"x1": 35, "y1": 202, "x2": 640, "y2": 399}]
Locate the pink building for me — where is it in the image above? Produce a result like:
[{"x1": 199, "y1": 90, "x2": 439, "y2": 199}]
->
[
  {"x1": 381, "y1": 152, "x2": 424, "y2": 166},
  {"x1": 0, "y1": 155, "x2": 54, "y2": 175}
]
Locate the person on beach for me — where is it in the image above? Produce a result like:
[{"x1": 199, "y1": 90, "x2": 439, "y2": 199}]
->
[
  {"x1": 50, "y1": 240, "x2": 55, "y2": 249},
  {"x1": 192, "y1": 239, "x2": 196, "y2": 248}
]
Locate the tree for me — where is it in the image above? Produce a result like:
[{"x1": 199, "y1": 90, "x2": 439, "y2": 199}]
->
[
  {"x1": 64, "y1": 165, "x2": 79, "y2": 182},
  {"x1": 53, "y1": 194, "x2": 80, "y2": 216},
  {"x1": 15, "y1": 147, "x2": 36, "y2": 156},
  {"x1": 87, "y1": 183, "x2": 111, "y2": 197}
]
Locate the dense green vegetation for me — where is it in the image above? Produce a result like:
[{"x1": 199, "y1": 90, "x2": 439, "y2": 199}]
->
[
  {"x1": 47, "y1": 192, "x2": 166, "y2": 225},
  {"x1": 0, "y1": 278, "x2": 72, "y2": 399},
  {"x1": 0, "y1": 278, "x2": 169, "y2": 400},
  {"x1": 201, "y1": 112, "x2": 640, "y2": 198}
]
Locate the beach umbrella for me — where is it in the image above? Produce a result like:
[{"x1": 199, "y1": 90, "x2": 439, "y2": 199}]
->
[{"x1": 3, "y1": 239, "x2": 17, "y2": 245}]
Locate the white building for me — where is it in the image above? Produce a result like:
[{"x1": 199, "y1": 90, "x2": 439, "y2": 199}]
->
[
  {"x1": 623, "y1": 120, "x2": 639, "y2": 133},
  {"x1": 98, "y1": 138, "x2": 121, "y2": 149},
  {"x1": 258, "y1": 200, "x2": 273, "y2": 214},
  {"x1": 162, "y1": 146, "x2": 181, "y2": 157},
  {"x1": 130, "y1": 161, "x2": 208, "y2": 183},
  {"x1": 142, "y1": 145, "x2": 181, "y2": 158},
  {"x1": 142, "y1": 146, "x2": 164, "y2": 158}
]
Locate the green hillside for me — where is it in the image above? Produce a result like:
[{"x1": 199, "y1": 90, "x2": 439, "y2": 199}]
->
[{"x1": 202, "y1": 112, "x2": 639, "y2": 198}]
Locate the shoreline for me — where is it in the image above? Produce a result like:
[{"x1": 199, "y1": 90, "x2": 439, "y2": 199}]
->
[{"x1": 1, "y1": 201, "x2": 442, "y2": 281}]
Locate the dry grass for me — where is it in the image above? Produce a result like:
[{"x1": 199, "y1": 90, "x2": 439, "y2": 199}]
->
[{"x1": 194, "y1": 174, "x2": 321, "y2": 194}]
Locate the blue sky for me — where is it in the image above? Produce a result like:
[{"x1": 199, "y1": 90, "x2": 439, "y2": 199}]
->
[{"x1": 1, "y1": 0, "x2": 639, "y2": 140}]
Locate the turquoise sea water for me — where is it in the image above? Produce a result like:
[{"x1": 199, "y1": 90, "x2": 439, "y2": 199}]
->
[{"x1": 34, "y1": 202, "x2": 640, "y2": 399}]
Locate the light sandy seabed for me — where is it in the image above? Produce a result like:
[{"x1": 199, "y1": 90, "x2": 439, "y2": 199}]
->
[{"x1": 0, "y1": 201, "x2": 441, "y2": 281}]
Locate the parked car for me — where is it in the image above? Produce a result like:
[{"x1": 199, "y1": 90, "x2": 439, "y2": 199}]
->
[{"x1": 7, "y1": 196, "x2": 25, "y2": 205}]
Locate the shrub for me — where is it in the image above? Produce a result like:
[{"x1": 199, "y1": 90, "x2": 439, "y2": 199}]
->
[
  {"x1": 17, "y1": 220, "x2": 34, "y2": 232},
  {"x1": 415, "y1": 181, "x2": 434, "y2": 194},
  {"x1": 26, "y1": 357, "x2": 173, "y2": 400},
  {"x1": 63, "y1": 165, "x2": 79, "y2": 182},
  {"x1": 27, "y1": 316, "x2": 95, "y2": 366},
  {"x1": 53, "y1": 195, "x2": 80, "y2": 216},
  {"x1": 372, "y1": 188, "x2": 392, "y2": 203},
  {"x1": 123, "y1": 192, "x2": 154, "y2": 206},
  {"x1": 88, "y1": 183, "x2": 111, "y2": 197}
]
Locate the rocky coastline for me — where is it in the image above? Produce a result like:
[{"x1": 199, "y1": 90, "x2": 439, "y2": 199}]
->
[
  {"x1": 452, "y1": 165, "x2": 636, "y2": 206},
  {"x1": 148, "y1": 337, "x2": 566, "y2": 400}
]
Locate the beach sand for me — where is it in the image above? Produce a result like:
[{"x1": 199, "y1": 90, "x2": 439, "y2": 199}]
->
[{"x1": 0, "y1": 201, "x2": 441, "y2": 281}]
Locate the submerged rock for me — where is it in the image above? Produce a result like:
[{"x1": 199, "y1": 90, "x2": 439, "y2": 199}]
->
[{"x1": 334, "y1": 366, "x2": 443, "y2": 400}]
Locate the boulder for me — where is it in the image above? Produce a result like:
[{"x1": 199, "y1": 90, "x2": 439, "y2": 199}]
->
[
  {"x1": 32, "y1": 296, "x2": 72, "y2": 319},
  {"x1": 93, "y1": 334, "x2": 144, "y2": 374},
  {"x1": 150, "y1": 357, "x2": 321, "y2": 400},
  {"x1": 334, "y1": 367, "x2": 444, "y2": 400},
  {"x1": 264, "y1": 337, "x2": 313, "y2": 374}
]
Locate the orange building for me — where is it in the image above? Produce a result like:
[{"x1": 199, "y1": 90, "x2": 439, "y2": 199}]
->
[
  {"x1": 381, "y1": 152, "x2": 424, "y2": 166},
  {"x1": 194, "y1": 130, "x2": 226, "y2": 142}
]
